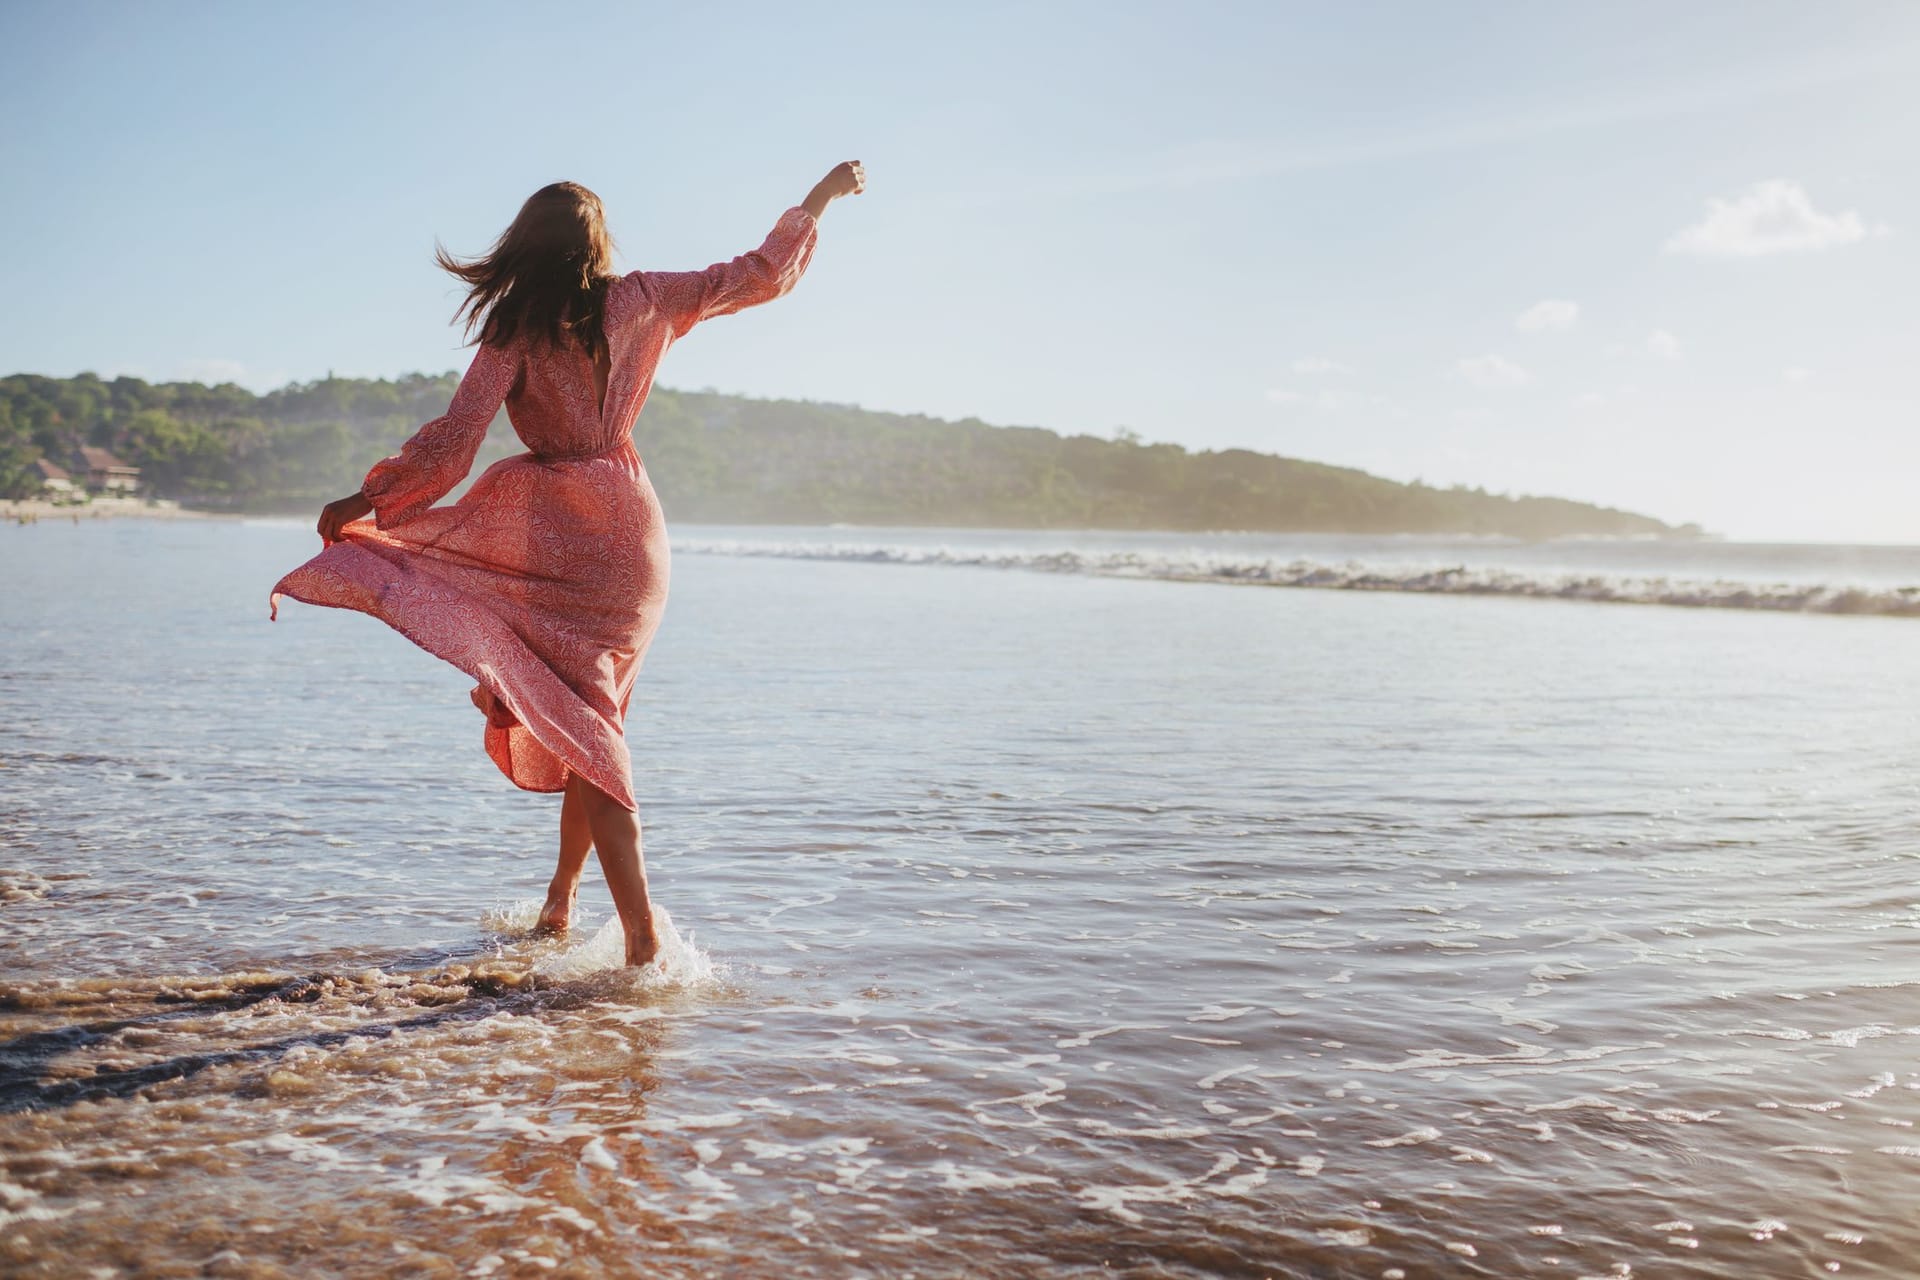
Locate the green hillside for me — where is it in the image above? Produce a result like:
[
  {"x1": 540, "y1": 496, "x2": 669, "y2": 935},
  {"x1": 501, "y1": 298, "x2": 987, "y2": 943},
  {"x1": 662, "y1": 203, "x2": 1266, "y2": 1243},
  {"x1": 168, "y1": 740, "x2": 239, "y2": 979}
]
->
[{"x1": 0, "y1": 369, "x2": 1698, "y2": 538}]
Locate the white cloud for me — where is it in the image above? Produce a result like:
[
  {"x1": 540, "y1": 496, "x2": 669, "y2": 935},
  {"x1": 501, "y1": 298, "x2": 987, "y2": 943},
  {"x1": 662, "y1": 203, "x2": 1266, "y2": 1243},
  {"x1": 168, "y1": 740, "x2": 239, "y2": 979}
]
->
[
  {"x1": 1516, "y1": 299, "x2": 1580, "y2": 333},
  {"x1": 1646, "y1": 330, "x2": 1682, "y2": 361},
  {"x1": 1664, "y1": 180, "x2": 1885, "y2": 257},
  {"x1": 1784, "y1": 366, "x2": 1813, "y2": 384},
  {"x1": 1454, "y1": 354, "x2": 1530, "y2": 389},
  {"x1": 1265, "y1": 388, "x2": 1305, "y2": 405},
  {"x1": 1290, "y1": 356, "x2": 1351, "y2": 375}
]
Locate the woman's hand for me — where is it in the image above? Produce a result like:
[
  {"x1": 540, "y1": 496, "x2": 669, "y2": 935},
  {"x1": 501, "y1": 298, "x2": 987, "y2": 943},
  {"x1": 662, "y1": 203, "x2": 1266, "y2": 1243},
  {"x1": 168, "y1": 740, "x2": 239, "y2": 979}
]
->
[
  {"x1": 821, "y1": 160, "x2": 866, "y2": 199},
  {"x1": 803, "y1": 160, "x2": 866, "y2": 219},
  {"x1": 318, "y1": 491, "x2": 373, "y2": 544}
]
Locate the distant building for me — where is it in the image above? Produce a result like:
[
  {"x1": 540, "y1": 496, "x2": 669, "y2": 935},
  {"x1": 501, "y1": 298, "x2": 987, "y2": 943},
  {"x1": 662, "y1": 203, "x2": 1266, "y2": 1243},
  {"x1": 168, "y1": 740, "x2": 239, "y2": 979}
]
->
[
  {"x1": 34, "y1": 457, "x2": 78, "y2": 500},
  {"x1": 76, "y1": 446, "x2": 140, "y2": 494}
]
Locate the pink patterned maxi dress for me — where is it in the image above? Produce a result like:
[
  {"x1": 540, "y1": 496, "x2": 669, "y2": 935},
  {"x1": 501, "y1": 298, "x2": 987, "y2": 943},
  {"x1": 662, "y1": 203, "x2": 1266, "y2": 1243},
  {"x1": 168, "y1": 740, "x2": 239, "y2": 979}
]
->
[{"x1": 270, "y1": 205, "x2": 820, "y2": 812}]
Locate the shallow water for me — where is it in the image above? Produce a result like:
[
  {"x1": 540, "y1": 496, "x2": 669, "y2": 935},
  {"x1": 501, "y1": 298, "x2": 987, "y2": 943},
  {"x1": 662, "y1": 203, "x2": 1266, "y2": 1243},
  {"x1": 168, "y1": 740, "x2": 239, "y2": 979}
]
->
[{"x1": 3, "y1": 518, "x2": 1920, "y2": 1277}]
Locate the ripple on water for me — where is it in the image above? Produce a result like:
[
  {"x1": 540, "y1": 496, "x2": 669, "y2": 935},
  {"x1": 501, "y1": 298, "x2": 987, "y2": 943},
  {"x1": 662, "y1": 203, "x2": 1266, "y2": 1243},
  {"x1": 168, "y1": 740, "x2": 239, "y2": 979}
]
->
[{"x1": 7, "y1": 525, "x2": 1920, "y2": 1275}]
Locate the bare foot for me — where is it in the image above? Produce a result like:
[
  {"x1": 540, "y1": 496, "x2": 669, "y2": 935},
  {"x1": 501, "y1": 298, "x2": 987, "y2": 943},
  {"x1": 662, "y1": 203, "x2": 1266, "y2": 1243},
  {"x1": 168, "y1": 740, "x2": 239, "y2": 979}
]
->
[
  {"x1": 536, "y1": 884, "x2": 576, "y2": 934},
  {"x1": 624, "y1": 923, "x2": 660, "y2": 968}
]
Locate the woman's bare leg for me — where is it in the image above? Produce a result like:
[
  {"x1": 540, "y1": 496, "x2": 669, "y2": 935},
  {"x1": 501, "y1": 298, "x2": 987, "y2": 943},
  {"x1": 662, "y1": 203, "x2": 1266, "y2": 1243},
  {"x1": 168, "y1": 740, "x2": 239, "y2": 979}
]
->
[
  {"x1": 538, "y1": 778, "x2": 595, "y2": 932},
  {"x1": 576, "y1": 776, "x2": 660, "y2": 966}
]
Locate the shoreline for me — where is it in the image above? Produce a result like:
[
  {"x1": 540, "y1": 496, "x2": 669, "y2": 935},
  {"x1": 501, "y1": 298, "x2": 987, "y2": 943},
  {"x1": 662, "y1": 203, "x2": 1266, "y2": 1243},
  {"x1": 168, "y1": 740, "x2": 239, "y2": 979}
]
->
[
  {"x1": 5, "y1": 503, "x2": 1910, "y2": 554},
  {"x1": 2, "y1": 497, "x2": 225, "y2": 523}
]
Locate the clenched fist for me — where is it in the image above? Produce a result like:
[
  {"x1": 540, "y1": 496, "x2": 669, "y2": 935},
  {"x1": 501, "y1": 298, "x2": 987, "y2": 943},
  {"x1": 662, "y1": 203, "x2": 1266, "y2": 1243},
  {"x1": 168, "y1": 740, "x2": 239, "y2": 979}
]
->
[
  {"x1": 803, "y1": 161, "x2": 867, "y2": 221},
  {"x1": 821, "y1": 160, "x2": 866, "y2": 198}
]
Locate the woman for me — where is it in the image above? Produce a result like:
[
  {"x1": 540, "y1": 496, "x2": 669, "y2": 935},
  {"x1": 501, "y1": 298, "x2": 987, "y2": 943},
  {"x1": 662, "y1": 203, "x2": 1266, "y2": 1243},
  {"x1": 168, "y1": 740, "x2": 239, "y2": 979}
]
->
[{"x1": 270, "y1": 162, "x2": 866, "y2": 966}]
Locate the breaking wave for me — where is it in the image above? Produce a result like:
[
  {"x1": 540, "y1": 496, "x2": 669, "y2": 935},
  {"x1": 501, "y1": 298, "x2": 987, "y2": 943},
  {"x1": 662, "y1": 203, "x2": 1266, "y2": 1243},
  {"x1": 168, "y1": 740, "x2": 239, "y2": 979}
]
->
[{"x1": 674, "y1": 538, "x2": 1920, "y2": 617}]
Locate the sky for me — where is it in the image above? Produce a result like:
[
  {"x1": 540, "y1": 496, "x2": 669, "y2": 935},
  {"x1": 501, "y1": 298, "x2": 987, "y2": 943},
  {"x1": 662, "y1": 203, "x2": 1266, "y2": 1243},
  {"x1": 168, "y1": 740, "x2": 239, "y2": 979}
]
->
[{"x1": 3, "y1": 1, "x2": 1917, "y2": 542}]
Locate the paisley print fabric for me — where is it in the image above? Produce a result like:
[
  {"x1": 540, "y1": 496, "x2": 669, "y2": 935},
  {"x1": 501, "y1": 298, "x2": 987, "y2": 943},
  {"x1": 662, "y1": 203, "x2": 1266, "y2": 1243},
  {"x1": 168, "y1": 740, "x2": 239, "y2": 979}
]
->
[{"x1": 270, "y1": 205, "x2": 820, "y2": 811}]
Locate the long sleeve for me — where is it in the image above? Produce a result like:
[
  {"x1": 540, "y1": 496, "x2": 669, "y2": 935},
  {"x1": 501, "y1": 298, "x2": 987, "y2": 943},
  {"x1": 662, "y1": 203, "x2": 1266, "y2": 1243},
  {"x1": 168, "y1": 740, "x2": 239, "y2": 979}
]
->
[
  {"x1": 360, "y1": 337, "x2": 519, "y2": 529},
  {"x1": 637, "y1": 206, "x2": 819, "y2": 340}
]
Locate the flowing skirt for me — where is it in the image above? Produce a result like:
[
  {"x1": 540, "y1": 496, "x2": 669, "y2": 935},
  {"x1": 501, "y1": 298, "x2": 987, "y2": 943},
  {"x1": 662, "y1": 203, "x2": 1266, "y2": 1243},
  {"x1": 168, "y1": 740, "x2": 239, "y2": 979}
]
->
[{"x1": 270, "y1": 440, "x2": 668, "y2": 812}]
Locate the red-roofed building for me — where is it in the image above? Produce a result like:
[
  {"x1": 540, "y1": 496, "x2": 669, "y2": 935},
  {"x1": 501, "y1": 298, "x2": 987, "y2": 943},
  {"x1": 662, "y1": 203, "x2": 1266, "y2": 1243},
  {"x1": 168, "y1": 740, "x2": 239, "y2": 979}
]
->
[
  {"x1": 33, "y1": 457, "x2": 77, "y2": 500},
  {"x1": 76, "y1": 446, "x2": 140, "y2": 494}
]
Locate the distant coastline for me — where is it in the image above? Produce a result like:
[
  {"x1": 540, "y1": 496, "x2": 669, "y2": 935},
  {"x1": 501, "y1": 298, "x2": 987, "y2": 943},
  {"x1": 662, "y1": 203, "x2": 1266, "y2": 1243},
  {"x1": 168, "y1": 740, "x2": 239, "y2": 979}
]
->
[{"x1": 3, "y1": 370, "x2": 1703, "y2": 541}]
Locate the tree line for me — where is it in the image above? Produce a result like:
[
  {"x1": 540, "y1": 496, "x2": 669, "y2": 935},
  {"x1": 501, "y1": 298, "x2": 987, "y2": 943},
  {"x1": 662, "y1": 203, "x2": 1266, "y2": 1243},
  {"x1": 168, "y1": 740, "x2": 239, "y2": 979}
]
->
[{"x1": 0, "y1": 368, "x2": 1699, "y2": 538}]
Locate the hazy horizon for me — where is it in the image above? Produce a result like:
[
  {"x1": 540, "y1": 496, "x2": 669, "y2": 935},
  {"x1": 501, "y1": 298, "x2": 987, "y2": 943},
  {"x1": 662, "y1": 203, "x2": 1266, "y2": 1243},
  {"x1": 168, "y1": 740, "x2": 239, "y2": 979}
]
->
[{"x1": 4, "y1": 1, "x2": 1917, "y2": 542}]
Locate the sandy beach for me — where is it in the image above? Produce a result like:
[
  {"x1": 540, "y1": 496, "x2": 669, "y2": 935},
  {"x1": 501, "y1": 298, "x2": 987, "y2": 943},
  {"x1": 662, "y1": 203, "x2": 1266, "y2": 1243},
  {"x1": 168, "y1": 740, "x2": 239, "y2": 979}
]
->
[{"x1": 1, "y1": 497, "x2": 218, "y2": 523}]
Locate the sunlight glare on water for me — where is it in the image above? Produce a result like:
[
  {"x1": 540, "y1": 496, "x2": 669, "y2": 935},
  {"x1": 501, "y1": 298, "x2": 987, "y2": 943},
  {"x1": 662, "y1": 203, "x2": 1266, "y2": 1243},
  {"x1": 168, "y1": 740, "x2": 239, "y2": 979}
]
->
[{"x1": 3, "y1": 518, "x2": 1920, "y2": 1277}]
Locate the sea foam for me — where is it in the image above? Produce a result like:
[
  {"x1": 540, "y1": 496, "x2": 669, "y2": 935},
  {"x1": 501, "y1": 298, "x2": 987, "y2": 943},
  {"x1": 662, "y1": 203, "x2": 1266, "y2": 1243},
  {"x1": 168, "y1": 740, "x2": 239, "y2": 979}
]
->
[{"x1": 675, "y1": 538, "x2": 1920, "y2": 617}]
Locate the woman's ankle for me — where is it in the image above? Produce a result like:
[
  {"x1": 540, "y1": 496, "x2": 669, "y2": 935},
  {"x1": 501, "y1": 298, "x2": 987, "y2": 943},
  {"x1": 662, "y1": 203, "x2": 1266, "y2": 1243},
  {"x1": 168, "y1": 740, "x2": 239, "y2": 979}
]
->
[{"x1": 623, "y1": 923, "x2": 661, "y2": 966}]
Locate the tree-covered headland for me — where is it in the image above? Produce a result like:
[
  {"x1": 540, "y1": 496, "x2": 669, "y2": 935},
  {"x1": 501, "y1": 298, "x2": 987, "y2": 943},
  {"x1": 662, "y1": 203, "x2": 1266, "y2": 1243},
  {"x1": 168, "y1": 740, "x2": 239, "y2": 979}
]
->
[{"x1": 0, "y1": 369, "x2": 1699, "y2": 538}]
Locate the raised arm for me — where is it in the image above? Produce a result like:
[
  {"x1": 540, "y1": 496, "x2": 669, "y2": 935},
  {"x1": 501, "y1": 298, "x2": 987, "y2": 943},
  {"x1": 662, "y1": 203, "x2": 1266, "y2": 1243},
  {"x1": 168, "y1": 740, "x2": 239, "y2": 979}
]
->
[
  {"x1": 317, "y1": 336, "x2": 520, "y2": 541},
  {"x1": 640, "y1": 161, "x2": 865, "y2": 340}
]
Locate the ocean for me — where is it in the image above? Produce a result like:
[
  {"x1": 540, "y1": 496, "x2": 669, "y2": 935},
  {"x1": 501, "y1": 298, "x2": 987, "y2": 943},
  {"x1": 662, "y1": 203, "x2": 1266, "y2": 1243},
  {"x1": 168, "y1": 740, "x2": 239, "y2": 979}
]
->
[{"x1": 3, "y1": 517, "x2": 1918, "y2": 1277}]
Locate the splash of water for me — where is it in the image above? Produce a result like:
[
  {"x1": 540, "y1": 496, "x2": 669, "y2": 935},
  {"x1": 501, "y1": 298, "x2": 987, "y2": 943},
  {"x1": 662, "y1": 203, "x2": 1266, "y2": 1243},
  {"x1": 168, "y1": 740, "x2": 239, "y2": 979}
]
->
[{"x1": 484, "y1": 899, "x2": 719, "y2": 988}]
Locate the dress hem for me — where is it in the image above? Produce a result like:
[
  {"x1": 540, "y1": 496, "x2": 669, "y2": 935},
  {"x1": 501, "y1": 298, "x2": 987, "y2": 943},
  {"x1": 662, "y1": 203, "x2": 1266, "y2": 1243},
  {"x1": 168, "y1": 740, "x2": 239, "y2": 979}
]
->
[{"x1": 269, "y1": 558, "x2": 639, "y2": 813}]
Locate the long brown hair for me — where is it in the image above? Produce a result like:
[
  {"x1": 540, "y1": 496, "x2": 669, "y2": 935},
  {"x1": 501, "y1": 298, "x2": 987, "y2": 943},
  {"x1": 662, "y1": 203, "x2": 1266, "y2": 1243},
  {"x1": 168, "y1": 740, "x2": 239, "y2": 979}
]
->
[{"x1": 435, "y1": 181, "x2": 616, "y2": 358}]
